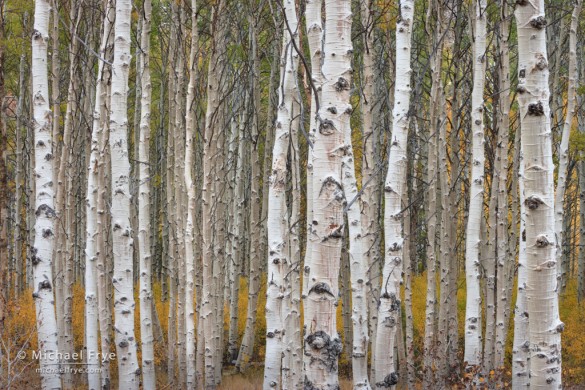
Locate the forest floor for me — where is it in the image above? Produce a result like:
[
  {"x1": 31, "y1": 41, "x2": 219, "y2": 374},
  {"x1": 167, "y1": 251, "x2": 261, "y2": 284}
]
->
[{"x1": 2, "y1": 274, "x2": 585, "y2": 388}]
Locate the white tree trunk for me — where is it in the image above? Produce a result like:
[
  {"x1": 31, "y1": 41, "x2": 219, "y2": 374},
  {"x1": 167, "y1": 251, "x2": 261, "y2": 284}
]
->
[
  {"x1": 110, "y1": 0, "x2": 139, "y2": 388},
  {"x1": 512, "y1": 145, "x2": 530, "y2": 387},
  {"x1": 201, "y1": 2, "x2": 226, "y2": 387},
  {"x1": 464, "y1": 0, "x2": 487, "y2": 370},
  {"x1": 84, "y1": 1, "x2": 115, "y2": 388},
  {"x1": 375, "y1": 0, "x2": 414, "y2": 386},
  {"x1": 302, "y1": 0, "x2": 322, "y2": 317},
  {"x1": 515, "y1": 0, "x2": 563, "y2": 387},
  {"x1": 264, "y1": 1, "x2": 299, "y2": 387},
  {"x1": 282, "y1": 100, "x2": 303, "y2": 390},
  {"x1": 422, "y1": 6, "x2": 444, "y2": 386},
  {"x1": 341, "y1": 101, "x2": 371, "y2": 390},
  {"x1": 554, "y1": 0, "x2": 582, "y2": 292},
  {"x1": 494, "y1": 8, "x2": 511, "y2": 372},
  {"x1": 236, "y1": 17, "x2": 267, "y2": 370},
  {"x1": 184, "y1": 1, "x2": 198, "y2": 388},
  {"x1": 31, "y1": 1, "x2": 61, "y2": 388},
  {"x1": 359, "y1": 3, "x2": 381, "y2": 372},
  {"x1": 303, "y1": 0, "x2": 351, "y2": 387},
  {"x1": 138, "y1": 0, "x2": 156, "y2": 388}
]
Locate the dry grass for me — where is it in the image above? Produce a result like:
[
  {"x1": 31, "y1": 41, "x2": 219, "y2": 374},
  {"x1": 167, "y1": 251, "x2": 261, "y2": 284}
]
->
[{"x1": 218, "y1": 368, "x2": 353, "y2": 390}]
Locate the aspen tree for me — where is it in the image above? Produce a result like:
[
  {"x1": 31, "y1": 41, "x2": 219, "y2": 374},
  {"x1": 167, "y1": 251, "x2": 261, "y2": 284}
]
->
[
  {"x1": 423, "y1": 1, "x2": 444, "y2": 385},
  {"x1": 464, "y1": 0, "x2": 487, "y2": 370},
  {"x1": 110, "y1": 0, "x2": 140, "y2": 387},
  {"x1": 84, "y1": 1, "x2": 115, "y2": 388},
  {"x1": 96, "y1": 8, "x2": 115, "y2": 385},
  {"x1": 341, "y1": 90, "x2": 371, "y2": 390},
  {"x1": 227, "y1": 112, "x2": 245, "y2": 364},
  {"x1": 302, "y1": 0, "x2": 322, "y2": 311},
  {"x1": 512, "y1": 139, "x2": 530, "y2": 387},
  {"x1": 515, "y1": 0, "x2": 564, "y2": 386},
  {"x1": 554, "y1": 0, "x2": 583, "y2": 292},
  {"x1": 359, "y1": 2, "x2": 381, "y2": 368},
  {"x1": 282, "y1": 99, "x2": 303, "y2": 390},
  {"x1": 375, "y1": 0, "x2": 415, "y2": 385},
  {"x1": 31, "y1": 0, "x2": 61, "y2": 388},
  {"x1": 437, "y1": 86, "x2": 449, "y2": 387},
  {"x1": 494, "y1": 3, "x2": 512, "y2": 371},
  {"x1": 0, "y1": 1, "x2": 6, "y2": 323},
  {"x1": 138, "y1": 0, "x2": 156, "y2": 387},
  {"x1": 185, "y1": 0, "x2": 198, "y2": 387},
  {"x1": 201, "y1": 1, "x2": 226, "y2": 387},
  {"x1": 172, "y1": 5, "x2": 188, "y2": 383},
  {"x1": 237, "y1": 15, "x2": 271, "y2": 370},
  {"x1": 303, "y1": 0, "x2": 351, "y2": 387},
  {"x1": 264, "y1": 0, "x2": 299, "y2": 387},
  {"x1": 14, "y1": 47, "x2": 27, "y2": 294},
  {"x1": 54, "y1": 9, "x2": 82, "y2": 383}
]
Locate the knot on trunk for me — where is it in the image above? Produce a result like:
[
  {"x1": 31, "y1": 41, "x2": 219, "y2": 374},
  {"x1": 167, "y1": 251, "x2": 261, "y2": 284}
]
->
[
  {"x1": 535, "y1": 53, "x2": 548, "y2": 70},
  {"x1": 38, "y1": 279, "x2": 52, "y2": 291},
  {"x1": 376, "y1": 372, "x2": 399, "y2": 387},
  {"x1": 334, "y1": 77, "x2": 349, "y2": 92},
  {"x1": 535, "y1": 235, "x2": 551, "y2": 247},
  {"x1": 530, "y1": 16, "x2": 547, "y2": 29},
  {"x1": 527, "y1": 101, "x2": 544, "y2": 116},
  {"x1": 35, "y1": 204, "x2": 56, "y2": 218},
  {"x1": 319, "y1": 119, "x2": 335, "y2": 135},
  {"x1": 525, "y1": 195, "x2": 544, "y2": 210},
  {"x1": 305, "y1": 331, "x2": 342, "y2": 371},
  {"x1": 308, "y1": 282, "x2": 335, "y2": 298}
]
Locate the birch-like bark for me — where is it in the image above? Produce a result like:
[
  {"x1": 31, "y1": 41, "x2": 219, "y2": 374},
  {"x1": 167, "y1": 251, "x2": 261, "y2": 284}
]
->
[
  {"x1": 303, "y1": 0, "x2": 351, "y2": 387},
  {"x1": 464, "y1": 0, "x2": 487, "y2": 370},
  {"x1": 110, "y1": 0, "x2": 140, "y2": 387},
  {"x1": 494, "y1": 5, "x2": 511, "y2": 371},
  {"x1": 201, "y1": 2, "x2": 226, "y2": 387},
  {"x1": 359, "y1": 3, "x2": 381, "y2": 370},
  {"x1": 264, "y1": 2, "x2": 299, "y2": 387},
  {"x1": 184, "y1": 0, "x2": 198, "y2": 387},
  {"x1": 138, "y1": 0, "x2": 156, "y2": 387},
  {"x1": 14, "y1": 49, "x2": 26, "y2": 294},
  {"x1": 282, "y1": 99, "x2": 302, "y2": 390},
  {"x1": 54, "y1": 9, "x2": 81, "y2": 381},
  {"x1": 375, "y1": 0, "x2": 414, "y2": 385},
  {"x1": 32, "y1": 1, "x2": 61, "y2": 388},
  {"x1": 512, "y1": 137, "x2": 530, "y2": 387},
  {"x1": 423, "y1": 2, "x2": 443, "y2": 385},
  {"x1": 227, "y1": 114, "x2": 245, "y2": 364},
  {"x1": 515, "y1": 0, "x2": 563, "y2": 386},
  {"x1": 84, "y1": 1, "x2": 115, "y2": 388},
  {"x1": 302, "y1": 0, "x2": 322, "y2": 314},
  {"x1": 236, "y1": 16, "x2": 269, "y2": 370},
  {"x1": 554, "y1": 0, "x2": 582, "y2": 292},
  {"x1": 341, "y1": 96, "x2": 371, "y2": 389},
  {"x1": 97, "y1": 13, "x2": 114, "y2": 386}
]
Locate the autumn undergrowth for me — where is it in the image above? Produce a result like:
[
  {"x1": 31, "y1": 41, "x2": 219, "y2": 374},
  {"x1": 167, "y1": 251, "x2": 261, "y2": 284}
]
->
[{"x1": 1, "y1": 275, "x2": 584, "y2": 388}]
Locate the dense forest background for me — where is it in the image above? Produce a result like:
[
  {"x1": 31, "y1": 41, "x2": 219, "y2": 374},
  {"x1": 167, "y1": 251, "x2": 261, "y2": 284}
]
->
[{"x1": 0, "y1": 0, "x2": 584, "y2": 388}]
